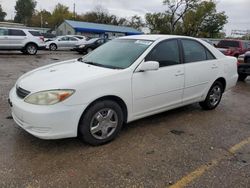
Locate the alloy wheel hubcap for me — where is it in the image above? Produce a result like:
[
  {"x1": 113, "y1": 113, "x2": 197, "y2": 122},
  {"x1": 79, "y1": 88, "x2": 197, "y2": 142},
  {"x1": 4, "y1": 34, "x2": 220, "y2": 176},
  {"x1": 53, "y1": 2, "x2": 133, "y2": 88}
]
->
[
  {"x1": 27, "y1": 45, "x2": 36, "y2": 54},
  {"x1": 51, "y1": 45, "x2": 56, "y2": 50},
  {"x1": 90, "y1": 108, "x2": 118, "y2": 140},
  {"x1": 209, "y1": 85, "x2": 221, "y2": 106}
]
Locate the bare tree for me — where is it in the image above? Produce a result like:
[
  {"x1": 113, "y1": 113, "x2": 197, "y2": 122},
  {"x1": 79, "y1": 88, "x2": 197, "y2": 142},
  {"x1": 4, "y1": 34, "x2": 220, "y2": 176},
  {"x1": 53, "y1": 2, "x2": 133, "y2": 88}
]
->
[{"x1": 163, "y1": 0, "x2": 199, "y2": 33}]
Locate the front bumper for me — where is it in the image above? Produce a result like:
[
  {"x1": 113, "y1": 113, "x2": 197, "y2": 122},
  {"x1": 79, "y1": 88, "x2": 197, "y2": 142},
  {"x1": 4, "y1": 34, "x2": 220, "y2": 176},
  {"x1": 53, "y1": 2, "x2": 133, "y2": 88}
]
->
[{"x1": 9, "y1": 88, "x2": 87, "y2": 139}]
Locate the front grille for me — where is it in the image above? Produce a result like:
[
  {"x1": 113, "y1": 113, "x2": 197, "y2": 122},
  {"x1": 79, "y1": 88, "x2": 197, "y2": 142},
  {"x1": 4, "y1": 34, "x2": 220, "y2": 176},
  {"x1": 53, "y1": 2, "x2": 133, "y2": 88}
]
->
[{"x1": 16, "y1": 87, "x2": 30, "y2": 99}]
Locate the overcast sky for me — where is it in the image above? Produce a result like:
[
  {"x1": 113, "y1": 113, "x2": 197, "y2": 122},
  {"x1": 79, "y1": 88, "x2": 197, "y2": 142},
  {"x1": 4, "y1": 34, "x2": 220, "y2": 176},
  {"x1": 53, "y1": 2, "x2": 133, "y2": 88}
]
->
[{"x1": 1, "y1": 0, "x2": 249, "y2": 35}]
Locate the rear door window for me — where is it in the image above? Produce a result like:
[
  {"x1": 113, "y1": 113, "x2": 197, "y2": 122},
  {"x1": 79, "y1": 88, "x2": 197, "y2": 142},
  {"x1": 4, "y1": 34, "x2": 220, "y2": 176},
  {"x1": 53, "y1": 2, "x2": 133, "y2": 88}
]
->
[
  {"x1": 29, "y1": 31, "x2": 41, "y2": 36},
  {"x1": 8, "y1": 29, "x2": 26, "y2": 36},
  {"x1": 181, "y1": 39, "x2": 215, "y2": 63}
]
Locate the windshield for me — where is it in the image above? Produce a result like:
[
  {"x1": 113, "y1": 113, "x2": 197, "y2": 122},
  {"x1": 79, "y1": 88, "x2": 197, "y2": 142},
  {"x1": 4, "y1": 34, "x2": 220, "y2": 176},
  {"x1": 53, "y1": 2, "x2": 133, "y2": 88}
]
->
[
  {"x1": 79, "y1": 39, "x2": 153, "y2": 69},
  {"x1": 217, "y1": 40, "x2": 240, "y2": 48}
]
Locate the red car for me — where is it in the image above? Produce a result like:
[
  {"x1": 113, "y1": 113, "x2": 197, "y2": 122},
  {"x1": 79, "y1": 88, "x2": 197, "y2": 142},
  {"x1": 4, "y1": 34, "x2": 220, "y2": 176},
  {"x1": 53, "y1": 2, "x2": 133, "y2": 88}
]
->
[{"x1": 217, "y1": 40, "x2": 250, "y2": 58}]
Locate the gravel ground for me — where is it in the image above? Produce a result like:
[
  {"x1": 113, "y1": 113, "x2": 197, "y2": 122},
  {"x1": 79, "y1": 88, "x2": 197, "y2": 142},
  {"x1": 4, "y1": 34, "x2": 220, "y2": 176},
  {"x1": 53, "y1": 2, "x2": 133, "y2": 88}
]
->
[{"x1": 0, "y1": 50, "x2": 250, "y2": 188}]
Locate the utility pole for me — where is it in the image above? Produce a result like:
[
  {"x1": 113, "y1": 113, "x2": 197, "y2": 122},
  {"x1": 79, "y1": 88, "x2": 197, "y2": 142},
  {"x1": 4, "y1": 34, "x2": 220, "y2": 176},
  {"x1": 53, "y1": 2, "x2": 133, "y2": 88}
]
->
[
  {"x1": 40, "y1": 13, "x2": 43, "y2": 28},
  {"x1": 73, "y1": 3, "x2": 76, "y2": 20}
]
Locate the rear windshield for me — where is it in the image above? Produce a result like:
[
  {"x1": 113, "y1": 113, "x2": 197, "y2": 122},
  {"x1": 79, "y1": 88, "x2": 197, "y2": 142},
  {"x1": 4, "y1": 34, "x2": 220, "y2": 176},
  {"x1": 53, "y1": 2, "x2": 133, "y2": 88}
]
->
[
  {"x1": 29, "y1": 31, "x2": 42, "y2": 36},
  {"x1": 217, "y1": 40, "x2": 240, "y2": 48},
  {"x1": 41, "y1": 33, "x2": 56, "y2": 38}
]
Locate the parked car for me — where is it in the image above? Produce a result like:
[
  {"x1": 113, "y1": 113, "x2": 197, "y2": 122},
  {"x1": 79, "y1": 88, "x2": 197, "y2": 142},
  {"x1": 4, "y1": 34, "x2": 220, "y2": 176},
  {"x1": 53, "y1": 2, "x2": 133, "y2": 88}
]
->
[
  {"x1": 74, "y1": 38, "x2": 107, "y2": 54},
  {"x1": 9, "y1": 35, "x2": 238, "y2": 145},
  {"x1": 238, "y1": 51, "x2": 250, "y2": 81},
  {"x1": 0, "y1": 27, "x2": 46, "y2": 55},
  {"x1": 217, "y1": 39, "x2": 250, "y2": 57},
  {"x1": 70, "y1": 35, "x2": 89, "y2": 41},
  {"x1": 41, "y1": 33, "x2": 56, "y2": 42},
  {"x1": 46, "y1": 36, "x2": 82, "y2": 51}
]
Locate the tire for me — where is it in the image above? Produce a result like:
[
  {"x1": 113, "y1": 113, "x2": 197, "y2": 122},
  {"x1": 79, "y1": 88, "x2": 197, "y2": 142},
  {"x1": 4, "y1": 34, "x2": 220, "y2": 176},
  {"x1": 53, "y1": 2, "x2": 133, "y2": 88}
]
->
[
  {"x1": 86, "y1": 48, "x2": 93, "y2": 53},
  {"x1": 25, "y1": 43, "x2": 37, "y2": 55},
  {"x1": 79, "y1": 100, "x2": 124, "y2": 146},
  {"x1": 49, "y1": 43, "x2": 57, "y2": 51},
  {"x1": 238, "y1": 74, "x2": 247, "y2": 81},
  {"x1": 199, "y1": 81, "x2": 224, "y2": 110}
]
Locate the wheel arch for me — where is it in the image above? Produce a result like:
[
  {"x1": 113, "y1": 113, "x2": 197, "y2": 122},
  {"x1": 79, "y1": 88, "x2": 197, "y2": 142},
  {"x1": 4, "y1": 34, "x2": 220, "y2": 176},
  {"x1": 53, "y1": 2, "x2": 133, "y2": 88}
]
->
[
  {"x1": 77, "y1": 95, "x2": 128, "y2": 135},
  {"x1": 24, "y1": 42, "x2": 38, "y2": 49},
  {"x1": 215, "y1": 77, "x2": 226, "y2": 92}
]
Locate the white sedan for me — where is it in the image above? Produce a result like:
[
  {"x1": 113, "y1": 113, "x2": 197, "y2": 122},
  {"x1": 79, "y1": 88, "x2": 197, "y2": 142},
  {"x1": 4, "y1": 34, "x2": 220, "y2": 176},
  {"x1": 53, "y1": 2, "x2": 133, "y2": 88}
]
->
[
  {"x1": 46, "y1": 36, "x2": 82, "y2": 51},
  {"x1": 9, "y1": 35, "x2": 238, "y2": 145}
]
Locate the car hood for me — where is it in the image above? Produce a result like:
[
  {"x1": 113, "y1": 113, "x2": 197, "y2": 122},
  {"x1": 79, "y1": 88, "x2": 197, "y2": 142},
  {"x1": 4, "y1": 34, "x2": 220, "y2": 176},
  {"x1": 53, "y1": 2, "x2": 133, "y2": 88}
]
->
[{"x1": 17, "y1": 59, "x2": 119, "y2": 92}]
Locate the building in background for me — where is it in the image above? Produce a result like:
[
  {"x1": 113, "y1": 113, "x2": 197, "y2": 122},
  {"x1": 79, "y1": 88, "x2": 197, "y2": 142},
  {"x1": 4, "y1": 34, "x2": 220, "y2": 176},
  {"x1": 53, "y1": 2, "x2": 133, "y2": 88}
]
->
[{"x1": 56, "y1": 20, "x2": 143, "y2": 39}]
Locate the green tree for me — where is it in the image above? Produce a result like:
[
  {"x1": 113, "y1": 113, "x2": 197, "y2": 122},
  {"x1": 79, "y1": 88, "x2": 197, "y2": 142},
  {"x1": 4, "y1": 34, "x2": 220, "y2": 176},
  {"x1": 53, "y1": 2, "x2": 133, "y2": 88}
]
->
[
  {"x1": 0, "y1": 4, "x2": 7, "y2": 21},
  {"x1": 163, "y1": 0, "x2": 200, "y2": 33},
  {"x1": 183, "y1": 1, "x2": 227, "y2": 37},
  {"x1": 145, "y1": 0, "x2": 227, "y2": 37},
  {"x1": 51, "y1": 3, "x2": 73, "y2": 28},
  {"x1": 145, "y1": 12, "x2": 171, "y2": 34},
  {"x1": 14, "y1": 0, "x2": 37, "y2": 25},
  {"x1": 126, "y1": 15, "x2": 145, "y2": 31},
  {"x1": 80, "y1": 6, "x2": 121, "y2": 25},
  {"x1": 30, "y1": 9, "x2": 52, "y2": 27}
]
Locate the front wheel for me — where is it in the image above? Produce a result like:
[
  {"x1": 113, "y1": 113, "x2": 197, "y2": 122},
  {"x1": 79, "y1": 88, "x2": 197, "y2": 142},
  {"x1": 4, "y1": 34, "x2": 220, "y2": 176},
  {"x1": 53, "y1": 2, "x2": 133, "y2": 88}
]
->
[
  {"x1": 78, "y1": 100, "x2": 124, "y2": 146},
  {"x1": 49, "y1": 43, "x2": 57, "y2": 51},
  {"x1": 199, "y1": 81, "x2": 223, "y2": 110}
]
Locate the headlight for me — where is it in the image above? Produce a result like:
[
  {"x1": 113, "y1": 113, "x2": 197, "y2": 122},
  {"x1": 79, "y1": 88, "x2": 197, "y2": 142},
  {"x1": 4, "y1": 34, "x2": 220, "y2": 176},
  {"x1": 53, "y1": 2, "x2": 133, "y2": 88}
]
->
[
  {"x1": 24, "y1": 89, "x2": 75, "y2": 105},
  {"x1": 79, "y1": 45, "x2": 85, "y2": 48}
]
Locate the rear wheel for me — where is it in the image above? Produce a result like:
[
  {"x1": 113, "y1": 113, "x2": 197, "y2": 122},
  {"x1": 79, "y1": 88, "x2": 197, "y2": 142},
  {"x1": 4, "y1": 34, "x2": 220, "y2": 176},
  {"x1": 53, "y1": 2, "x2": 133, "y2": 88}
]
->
[
  {"x1": 78, "y1": 100, "x2": 124, "y2": 146},
  {"x1": 199, "y1": 81, "x2": 223, "y2": 110},
  {"x1": 238, "y1": 74, "x2": 247, "y2": 81},
  {"x1": 25, "y1": 43, "x2": 37, "y2": 55},
  {"x1": 49, "y1": 43, "x2": 57, "y2": 51}
]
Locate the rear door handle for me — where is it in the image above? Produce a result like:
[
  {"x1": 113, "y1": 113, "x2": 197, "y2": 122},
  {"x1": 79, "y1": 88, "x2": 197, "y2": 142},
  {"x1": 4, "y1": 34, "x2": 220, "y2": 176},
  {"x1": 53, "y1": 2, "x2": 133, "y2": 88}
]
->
[
  {"x1": 175, "y1": 71, "x2": 184, "y2": 76},
  {"x1": 211, "y1": 64, "x2": 218, "y2": 69}
]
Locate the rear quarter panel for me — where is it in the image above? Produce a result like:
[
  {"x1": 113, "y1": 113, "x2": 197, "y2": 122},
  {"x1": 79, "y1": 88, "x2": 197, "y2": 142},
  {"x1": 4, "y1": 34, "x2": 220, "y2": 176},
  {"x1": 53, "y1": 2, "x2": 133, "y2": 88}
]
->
[{"x1": 222, "y1": 56, "x2": 238, "y2": 91}]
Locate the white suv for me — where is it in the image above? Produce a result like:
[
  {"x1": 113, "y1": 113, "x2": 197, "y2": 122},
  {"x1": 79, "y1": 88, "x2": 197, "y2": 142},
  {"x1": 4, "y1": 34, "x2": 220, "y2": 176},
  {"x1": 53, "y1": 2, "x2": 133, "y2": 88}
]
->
[{"x1": 0, "y1": 27, "x2": 46, "y2": 55}]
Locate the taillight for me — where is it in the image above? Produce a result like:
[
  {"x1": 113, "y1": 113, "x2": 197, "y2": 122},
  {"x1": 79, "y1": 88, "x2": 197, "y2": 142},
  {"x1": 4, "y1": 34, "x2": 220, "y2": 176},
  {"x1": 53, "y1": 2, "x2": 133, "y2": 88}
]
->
[
  {"x1": 39, "y1": 36, "x2": 44, "y2": 42},
  {"x1": 225, "y1": 49, "x2": 232, "y2": 55}
]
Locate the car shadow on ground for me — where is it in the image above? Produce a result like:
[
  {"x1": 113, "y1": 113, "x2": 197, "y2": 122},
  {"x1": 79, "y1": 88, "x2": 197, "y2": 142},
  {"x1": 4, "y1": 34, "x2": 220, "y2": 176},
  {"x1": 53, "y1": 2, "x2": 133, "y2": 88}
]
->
[{"x1": 11, "y1": 103, "x2": 202, "y2": 152}]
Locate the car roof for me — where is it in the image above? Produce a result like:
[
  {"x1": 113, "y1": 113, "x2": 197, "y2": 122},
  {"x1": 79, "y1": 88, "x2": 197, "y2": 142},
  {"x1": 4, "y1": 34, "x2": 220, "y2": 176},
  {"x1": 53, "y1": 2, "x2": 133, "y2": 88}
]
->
[
  {"x1": 120, "y1": 34, "x2": 198, "y2": 41},
  {"x1": 0, "y1": 27, "x2": 40, "y2": 32}
]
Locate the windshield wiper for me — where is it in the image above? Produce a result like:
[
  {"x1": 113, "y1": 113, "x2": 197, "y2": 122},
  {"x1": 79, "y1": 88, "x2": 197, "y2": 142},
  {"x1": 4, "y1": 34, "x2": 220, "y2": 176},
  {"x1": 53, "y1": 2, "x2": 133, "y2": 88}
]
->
[{"x1": 78, "y1": 58, "x2": 122, "y2": 69}]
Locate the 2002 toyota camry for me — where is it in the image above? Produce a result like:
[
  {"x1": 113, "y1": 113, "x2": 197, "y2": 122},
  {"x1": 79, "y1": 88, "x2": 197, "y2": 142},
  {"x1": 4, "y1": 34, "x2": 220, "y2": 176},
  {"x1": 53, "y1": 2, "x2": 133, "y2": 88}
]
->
[{"x1": 9, "y1": 35, "x2": 238, "y2": 145}]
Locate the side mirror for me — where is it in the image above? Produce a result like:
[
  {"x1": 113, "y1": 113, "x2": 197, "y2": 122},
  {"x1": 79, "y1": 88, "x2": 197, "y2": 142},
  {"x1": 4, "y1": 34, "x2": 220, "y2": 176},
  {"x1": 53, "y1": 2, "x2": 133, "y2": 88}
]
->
[{"x1": 137, "y1": 61, "x2": 159, "y2": 72}]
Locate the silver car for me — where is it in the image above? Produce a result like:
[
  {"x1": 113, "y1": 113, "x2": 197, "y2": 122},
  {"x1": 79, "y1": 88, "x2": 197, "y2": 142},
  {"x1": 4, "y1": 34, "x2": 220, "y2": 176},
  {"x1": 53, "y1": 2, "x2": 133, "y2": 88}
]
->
[{"x1": 46, "y1": 36, "x2": 82, "y2": 51}]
